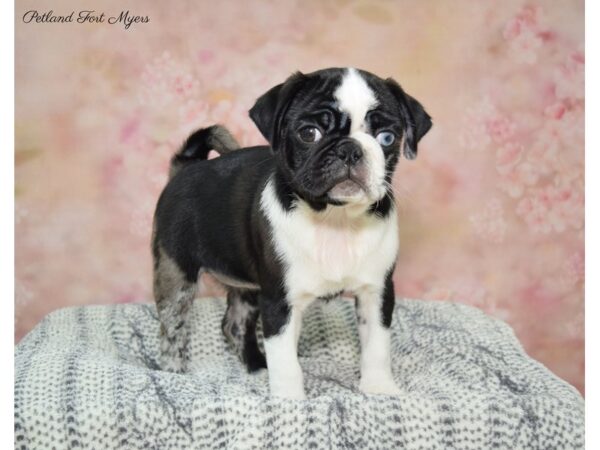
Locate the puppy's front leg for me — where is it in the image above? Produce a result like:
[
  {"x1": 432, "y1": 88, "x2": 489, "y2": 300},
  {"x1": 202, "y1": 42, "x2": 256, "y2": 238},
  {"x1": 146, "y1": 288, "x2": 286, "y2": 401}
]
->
[
  {"x1": 261, "y1": 297, "x2": 306, "y2": 400},
  {"x1": 356, "y1": 279, "x2": 401, "y2": 396}
]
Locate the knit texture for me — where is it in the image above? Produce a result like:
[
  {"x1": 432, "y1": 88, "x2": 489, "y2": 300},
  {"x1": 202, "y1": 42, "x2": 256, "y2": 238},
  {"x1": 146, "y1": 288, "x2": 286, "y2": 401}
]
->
[{"x1": 15, "y1": 298, "x2": 584, "y2": 449}]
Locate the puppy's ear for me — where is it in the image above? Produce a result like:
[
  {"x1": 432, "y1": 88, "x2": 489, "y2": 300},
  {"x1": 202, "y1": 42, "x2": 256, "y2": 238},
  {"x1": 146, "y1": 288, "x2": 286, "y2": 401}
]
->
[
  {"x1": 249, "y1": 72, "x2": 306, "y2": 148},
  {"x1": 386, "y1": 78, "x2": 432, "y2": 160}
]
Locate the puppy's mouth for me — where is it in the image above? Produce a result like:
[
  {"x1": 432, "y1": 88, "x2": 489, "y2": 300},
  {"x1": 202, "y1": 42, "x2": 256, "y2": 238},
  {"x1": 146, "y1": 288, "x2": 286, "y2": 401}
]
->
[{"x1": 327, "y1": 172, "x2": 369, "y2": 202}]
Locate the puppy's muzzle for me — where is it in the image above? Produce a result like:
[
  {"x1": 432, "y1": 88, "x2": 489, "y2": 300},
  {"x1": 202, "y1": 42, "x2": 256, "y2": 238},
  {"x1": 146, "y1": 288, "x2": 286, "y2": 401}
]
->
[{"x1": 327, "y1": 140, "x2": 370, "y2": 200}]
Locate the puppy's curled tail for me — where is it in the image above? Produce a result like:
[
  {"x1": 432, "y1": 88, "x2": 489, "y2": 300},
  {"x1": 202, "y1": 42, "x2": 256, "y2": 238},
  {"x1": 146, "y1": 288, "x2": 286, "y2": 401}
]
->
[{"x1": 169, "y1": 125, "x2": 240, "y2": 179}]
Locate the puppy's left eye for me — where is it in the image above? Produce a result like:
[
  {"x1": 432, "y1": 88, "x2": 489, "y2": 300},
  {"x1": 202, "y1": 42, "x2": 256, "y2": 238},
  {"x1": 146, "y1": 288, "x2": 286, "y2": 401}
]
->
[
  {"x1": 376, "y1": 131, "x2": 396, "y2": 147},
  {"x1": 298, "y1": 126, "x2": 323, "y2": 143}
]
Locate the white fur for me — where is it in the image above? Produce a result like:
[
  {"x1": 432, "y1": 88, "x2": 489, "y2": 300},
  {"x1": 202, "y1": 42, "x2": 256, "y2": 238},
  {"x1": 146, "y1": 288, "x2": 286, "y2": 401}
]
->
[
  {"x1": 263, "y1": 306, "x2": 306, "y2": 400},
  {"x1": 334, "y1": 68, "x2": 387, "y2": 202},
  {"x1": 350, "y1": 132, "x2": 387, "y2": 201},
  {"x1": 356, "y1": 289, "x2": 402, "y2": 395},
  {"x1": 334, "y1": 68, "x2": 378, "y2": 134},
  {"x1": 260, "y1": 179, "x2": 400, "y2": 398}
]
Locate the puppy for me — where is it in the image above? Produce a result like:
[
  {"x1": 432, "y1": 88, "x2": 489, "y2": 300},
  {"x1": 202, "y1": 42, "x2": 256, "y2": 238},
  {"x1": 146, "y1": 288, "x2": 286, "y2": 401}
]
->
[{"x1": 152, "y1": 67, "x2": 432, "y2": 400}]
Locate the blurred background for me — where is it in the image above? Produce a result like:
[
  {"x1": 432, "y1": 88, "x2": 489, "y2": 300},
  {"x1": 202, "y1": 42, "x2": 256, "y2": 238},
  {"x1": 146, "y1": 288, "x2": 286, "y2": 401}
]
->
[{"x1": 15, "y1": 0, "x2": 584, "y2": 393}]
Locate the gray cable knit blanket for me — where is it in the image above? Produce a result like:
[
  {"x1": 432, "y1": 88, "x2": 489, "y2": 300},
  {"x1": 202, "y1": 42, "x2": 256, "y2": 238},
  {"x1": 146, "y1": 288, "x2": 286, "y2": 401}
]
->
[{"x1": 15, "y1": 298, "x2": 584, "y2": 449}]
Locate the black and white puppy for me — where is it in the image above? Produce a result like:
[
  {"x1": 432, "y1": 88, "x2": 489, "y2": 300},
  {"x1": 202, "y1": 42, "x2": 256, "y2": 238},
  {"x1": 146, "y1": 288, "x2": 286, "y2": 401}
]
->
[{"x1": 152, "y1": 67, "x2": 432, "y2": 400}]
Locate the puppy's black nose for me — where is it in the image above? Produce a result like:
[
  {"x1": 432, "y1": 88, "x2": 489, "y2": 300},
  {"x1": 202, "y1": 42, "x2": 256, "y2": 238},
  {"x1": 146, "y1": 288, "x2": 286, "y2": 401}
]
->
[{"x1": 336, "y1": 143, "x2": 363, "y2": 165}]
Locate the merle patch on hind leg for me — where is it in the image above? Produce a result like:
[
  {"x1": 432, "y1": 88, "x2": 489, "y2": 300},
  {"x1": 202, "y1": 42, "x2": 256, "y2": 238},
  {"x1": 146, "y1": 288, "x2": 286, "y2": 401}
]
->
[
  {"x1": 222, "y1": 289, "x2": 267, "y2": 372},
  {"x1": 153, "y1": 244, "x2": 198, "y2": 373}
]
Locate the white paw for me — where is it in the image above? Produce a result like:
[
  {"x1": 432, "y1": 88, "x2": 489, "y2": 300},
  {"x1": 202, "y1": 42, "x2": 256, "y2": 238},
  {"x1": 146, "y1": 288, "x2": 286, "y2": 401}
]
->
[
  {"x1": 267, "y1": 362, "x2": 306, "y2": 400},
  {"x1": 359, "y1": 371, "x2": 402, "y2": 396}
]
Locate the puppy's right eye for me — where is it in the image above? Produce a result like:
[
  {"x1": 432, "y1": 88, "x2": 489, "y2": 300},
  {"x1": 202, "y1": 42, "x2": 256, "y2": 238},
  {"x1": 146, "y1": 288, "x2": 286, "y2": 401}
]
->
[{"x1": 298, "y1": 127, "x2": 323, "y2": 143}]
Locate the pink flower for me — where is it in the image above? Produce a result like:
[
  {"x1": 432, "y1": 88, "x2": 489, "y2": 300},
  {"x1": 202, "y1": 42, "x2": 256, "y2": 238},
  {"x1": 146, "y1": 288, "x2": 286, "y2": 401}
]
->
[
  {"x1": 518, "y1": 282, "x2": 559, "y2": 310},
  {"x1": 497, "y1": 171, "x2": 525, "y2": 198},
  {"x1": 486, "y1": 115, "x2": 517, "y2": 144},
  {"x1": 496, "y1": 142, "x2": 524, "y2": 175},
  {"x1": 561, "y1": 250, "x2": 585, "y2": 287},
  {"x1": 516, "y1": 183, "x2": 583, "y2": 233},
  {"x1": 498, "y1": 161, "x2": 540, "y2": 198},
  {"x1": 516, "y1": 194, "x2": 549, "y2": 233},
  {"x1": 119, "y1": 117, "x2": 141, "y2": 144},
  {"x1": 459, "y1": 98, "x2": 516, "y2": 150},
  {"x1": 528, "y1": 126, "x2": 560, "y2": 176},
  {"x1": 197, "y1": 49, "x2": 215, "y2": 64},
  {"x1": 544, "y1": 101, "x2": 567, "y2": 120},
  {"x1": 503, "y1": 5, "x2": 540, "y2": 40},
  {"x1": 554, "y1": 51, "x2": 585, "y2": 101},
  {"x1": 469, "y1": 199, "x2": 507, "y2": 244},
  {"x1": 517, "y1": 162, "x2": 541, "y2": 186},
  {"x1": 139, "y1": 52, "x2": 199, "y2": 107},
  {"x1": 503, "y1": 5, "x2": 546, "y2": 64}
]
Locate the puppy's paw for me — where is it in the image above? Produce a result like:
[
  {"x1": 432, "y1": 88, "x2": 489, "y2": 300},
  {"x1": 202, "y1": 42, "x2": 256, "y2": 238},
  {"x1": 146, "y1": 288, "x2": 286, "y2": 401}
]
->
[
  {"x1": 269, "y1": 380, "x2": 306, "y2": 400},
  {"x1": 245, "y1": 350, "x2": 267, "y2": 373},
  {"x1": 268, "y1": 363, "x2": 306, "y2": 400},
  {"x1": 359, "y1": 371, "x2": 402, "y2": 396}
]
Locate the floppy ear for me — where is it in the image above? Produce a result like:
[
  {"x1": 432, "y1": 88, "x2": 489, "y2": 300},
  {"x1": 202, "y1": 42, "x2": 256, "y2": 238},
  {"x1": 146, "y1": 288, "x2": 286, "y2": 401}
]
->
[
  {"x1": 249, "y1": 72, "x2": 306, "y2": 148},
  {"x1": 386, "y1": 78, "x2": 432, "y2": 160}
]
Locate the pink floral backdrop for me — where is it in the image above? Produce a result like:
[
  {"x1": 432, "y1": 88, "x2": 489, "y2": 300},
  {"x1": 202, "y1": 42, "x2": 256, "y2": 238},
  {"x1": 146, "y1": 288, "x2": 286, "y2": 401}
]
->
[{"x1": 15, "y1": 0, "x2": 584, "y2": 393}]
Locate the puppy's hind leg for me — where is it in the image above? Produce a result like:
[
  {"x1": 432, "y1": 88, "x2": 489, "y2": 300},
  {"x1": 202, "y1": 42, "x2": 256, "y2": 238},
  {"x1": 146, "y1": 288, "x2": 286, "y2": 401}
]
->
[
  {"x1": 153, "y1": 246, "x2": 198, "y2": 373},
  {"x1": 222, "y1": 289, "x2": 266, "y2": 372}
]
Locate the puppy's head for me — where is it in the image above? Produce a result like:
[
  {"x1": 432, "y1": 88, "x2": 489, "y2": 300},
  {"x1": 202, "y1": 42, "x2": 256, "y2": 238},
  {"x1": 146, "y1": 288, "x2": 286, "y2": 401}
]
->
[{"x1": 249, "y1": 68, "x2": 432, "y2": 206}]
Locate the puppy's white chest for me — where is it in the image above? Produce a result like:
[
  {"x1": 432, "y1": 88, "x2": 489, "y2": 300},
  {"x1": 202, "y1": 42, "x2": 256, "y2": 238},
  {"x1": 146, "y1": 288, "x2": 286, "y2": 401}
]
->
[
  {"x1": 262, "y1": 181, "x2": 399, "y2": 301},
  {"x1": 314, "y1": 225, "x2": 358, "y2": 274},
  {"x1": 301, "y1": 222, "x2": 375, "y2": 282}
]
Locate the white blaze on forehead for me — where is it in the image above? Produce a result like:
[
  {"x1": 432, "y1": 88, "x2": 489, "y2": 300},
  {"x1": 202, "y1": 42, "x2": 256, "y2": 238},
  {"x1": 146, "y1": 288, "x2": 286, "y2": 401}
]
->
[
  {"x1": 334, "y1": 68, "x2": 378, "y2": 132},
  {"x1": 333, "y1": 68, "x2": 386, "y2": 202}
]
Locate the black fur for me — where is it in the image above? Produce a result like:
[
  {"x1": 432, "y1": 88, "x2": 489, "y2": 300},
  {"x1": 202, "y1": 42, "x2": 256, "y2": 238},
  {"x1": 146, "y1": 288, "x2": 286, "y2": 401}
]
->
[
  {"x1": 381, "y1": 268, "x2": 396, "y2": 328},
  {"x1": 169, "y1": 124, "x2": 240, "y2": 178},
  {"x1": 156, "y1": 147, "x2": 276, "y2": 284},
  {"x1": 384, "y1": 78, "x2": 432, "y2": 160}
]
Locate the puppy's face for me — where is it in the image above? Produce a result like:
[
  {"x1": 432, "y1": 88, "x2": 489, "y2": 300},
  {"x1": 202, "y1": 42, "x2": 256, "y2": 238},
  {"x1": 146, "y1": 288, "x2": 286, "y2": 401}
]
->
[{"x1": 250, "y1": 68, "x2": 432, "y2": 206}]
